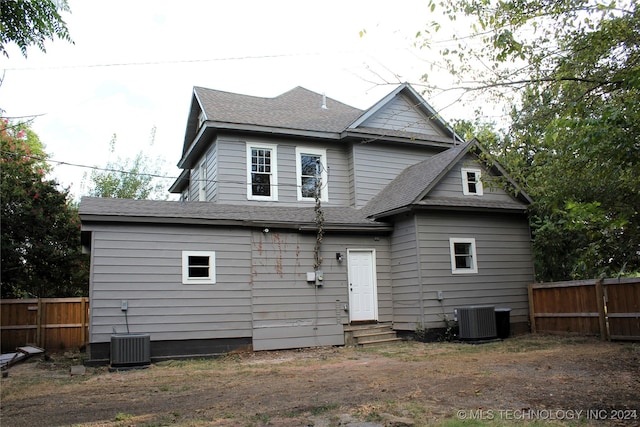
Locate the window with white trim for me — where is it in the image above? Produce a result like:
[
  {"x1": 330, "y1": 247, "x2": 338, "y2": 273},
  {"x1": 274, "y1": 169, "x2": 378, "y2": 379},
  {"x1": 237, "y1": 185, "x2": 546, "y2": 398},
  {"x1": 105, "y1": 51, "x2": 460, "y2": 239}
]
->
[
  {"x1": 182, "y1": 251, "x2": 216, "y2": 284},
  {"x1": 461, "y1": 168, "x2": 483, "y2": 196},
  {"x1": 246, "y1": 143, "x2": 278, "y2": 200},
  {"x1": 198, "y1": 158, "x2": 207, "y2": 201},
  {"x1": 296, "y1": 147, "x2": 328, "y2": 201},
  {"x1": 449, "y1": 238, "x2": 478, "y2": 274}
]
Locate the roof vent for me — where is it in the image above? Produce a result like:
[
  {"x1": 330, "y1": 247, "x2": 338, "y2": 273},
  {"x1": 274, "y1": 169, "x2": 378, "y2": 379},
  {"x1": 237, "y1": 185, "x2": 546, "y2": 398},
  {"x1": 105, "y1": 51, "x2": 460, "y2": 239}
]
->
[{"x1": 321, "y1": 93, "x2": 328, "y2": 110}]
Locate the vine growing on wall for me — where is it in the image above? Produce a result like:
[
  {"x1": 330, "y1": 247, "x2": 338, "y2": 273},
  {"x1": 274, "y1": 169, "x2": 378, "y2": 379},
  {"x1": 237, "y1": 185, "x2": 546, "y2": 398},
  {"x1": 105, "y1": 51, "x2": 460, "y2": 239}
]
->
[{"x1": 313, "y1": 170, "x2": 324, "y2": 270}]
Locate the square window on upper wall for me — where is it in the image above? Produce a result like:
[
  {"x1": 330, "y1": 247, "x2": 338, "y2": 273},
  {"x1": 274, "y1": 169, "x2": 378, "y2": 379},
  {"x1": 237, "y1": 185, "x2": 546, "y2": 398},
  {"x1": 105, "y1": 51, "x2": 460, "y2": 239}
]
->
[
  {"x1": 246, "y1": 143, "x2": 278, "y2": 201},
  {"x1": 461, "y1": 168, "x2": 483, "y2": 196},
  {"x1": 182, "y1": 251, "x2": 216, "y2": 284}
]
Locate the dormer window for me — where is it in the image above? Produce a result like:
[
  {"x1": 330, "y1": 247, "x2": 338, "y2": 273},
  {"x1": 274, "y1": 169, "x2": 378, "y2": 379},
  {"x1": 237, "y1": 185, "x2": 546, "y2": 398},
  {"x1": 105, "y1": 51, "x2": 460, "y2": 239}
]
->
[{"x1": 461, "y1": 168, "x2": 483, "y2": 196}]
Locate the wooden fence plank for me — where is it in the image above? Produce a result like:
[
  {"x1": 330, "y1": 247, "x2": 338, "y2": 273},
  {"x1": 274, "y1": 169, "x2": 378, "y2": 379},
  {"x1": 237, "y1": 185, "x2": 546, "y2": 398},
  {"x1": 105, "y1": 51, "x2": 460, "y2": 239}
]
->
[
  {"x1": 529, "y1": 277, "x2": 639, "y2": 341},
  {"x1": 595, "y1": 279, "x2": 608, "y2": 340},
  {"x1": 528, "y1": 284, "x2": 536, "y2": 333},
  {"x1": 1, "y1": 297, "x2": 89, "y2": 352}
]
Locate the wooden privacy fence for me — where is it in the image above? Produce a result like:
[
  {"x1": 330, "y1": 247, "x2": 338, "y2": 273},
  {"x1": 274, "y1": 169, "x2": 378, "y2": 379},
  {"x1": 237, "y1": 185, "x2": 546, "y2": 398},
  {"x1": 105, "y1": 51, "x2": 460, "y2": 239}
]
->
[
  {"x1": 0, "y1": 297, "x2": 89, "y2": 353},
  {"x1": 528, "y1": 277, "x2": 640, "y2": 340}
]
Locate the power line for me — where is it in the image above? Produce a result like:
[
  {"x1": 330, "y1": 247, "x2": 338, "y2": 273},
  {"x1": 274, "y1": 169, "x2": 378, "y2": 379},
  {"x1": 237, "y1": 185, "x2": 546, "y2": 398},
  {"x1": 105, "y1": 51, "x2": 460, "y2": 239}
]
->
[
  {"x1": 0, "y1": 150, "x2": 327, "y2": 190},
  {"x1": 2, "y1": 49, "x2": 370, "y2": 72}
]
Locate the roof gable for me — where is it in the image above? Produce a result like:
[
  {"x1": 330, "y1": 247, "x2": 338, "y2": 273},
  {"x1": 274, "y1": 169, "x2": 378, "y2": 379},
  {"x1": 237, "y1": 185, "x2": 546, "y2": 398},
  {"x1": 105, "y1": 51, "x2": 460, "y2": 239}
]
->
[
  {"x1": 363, "y1": 140, "x2": 471, "y2": 217},
  {"x1": 180, "y1": 83, "x2": 464, "y2": 167},
  {"x1": 363, "y1": 139, "x2": 532, "y2": 218},
  {"x1": 348, "y1": 83, "x2": 463, "y2": 143}
]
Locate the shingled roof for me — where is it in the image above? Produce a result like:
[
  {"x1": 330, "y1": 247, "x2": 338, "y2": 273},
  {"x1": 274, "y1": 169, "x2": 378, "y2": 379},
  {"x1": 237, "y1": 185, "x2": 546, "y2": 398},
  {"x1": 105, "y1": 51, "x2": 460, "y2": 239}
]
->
[
  {"x1": 195, "y1": 86, "x2": 363, "y2": 133},
  {"x1": 79, "y1": 197, "x2": 391, "y2": 232}
]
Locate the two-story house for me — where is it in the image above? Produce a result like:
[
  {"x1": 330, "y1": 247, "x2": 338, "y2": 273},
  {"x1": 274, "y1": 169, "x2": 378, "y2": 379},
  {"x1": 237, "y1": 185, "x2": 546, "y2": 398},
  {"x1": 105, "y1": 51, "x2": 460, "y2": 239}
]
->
[{"x1": 80, "y1": 83, "x2": 534, "y2": 363}]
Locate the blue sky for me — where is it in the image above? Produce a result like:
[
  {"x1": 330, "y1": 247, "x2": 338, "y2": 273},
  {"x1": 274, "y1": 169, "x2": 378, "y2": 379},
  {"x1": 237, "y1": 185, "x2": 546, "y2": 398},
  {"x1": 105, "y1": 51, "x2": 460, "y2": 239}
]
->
[{"x1": 1, "y1": 0, "x2": 475, "y2": 200}]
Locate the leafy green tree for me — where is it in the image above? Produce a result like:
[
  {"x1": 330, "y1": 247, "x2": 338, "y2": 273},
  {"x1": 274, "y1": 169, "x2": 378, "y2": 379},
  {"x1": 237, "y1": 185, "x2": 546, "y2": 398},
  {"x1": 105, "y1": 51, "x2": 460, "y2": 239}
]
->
[
  {"x1": 1, "y1": 119, "x2": 88, "y2": 298},
  {"x1": 424, "y1": 0, "x2": 640, "y2": 280},
  {"x1": 0, "y1": 0, "x2": 73, "y2": 58},
  {"x1": 84, "y1": 128, "x2": 169, "y2": 200}
]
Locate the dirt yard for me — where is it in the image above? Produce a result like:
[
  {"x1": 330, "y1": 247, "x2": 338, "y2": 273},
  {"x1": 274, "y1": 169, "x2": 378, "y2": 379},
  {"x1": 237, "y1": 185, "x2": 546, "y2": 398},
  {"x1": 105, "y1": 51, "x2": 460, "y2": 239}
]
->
[{"x1": 1, "y1": 335, "x2": 639, "y2": 427}]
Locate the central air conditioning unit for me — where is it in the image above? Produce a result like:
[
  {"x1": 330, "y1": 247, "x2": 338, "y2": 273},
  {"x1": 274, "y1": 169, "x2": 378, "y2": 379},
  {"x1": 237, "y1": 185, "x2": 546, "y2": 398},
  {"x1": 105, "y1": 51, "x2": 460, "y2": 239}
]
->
[
  {"x1": 110, "y1": 333, "x2": 151, "y2": 367},
  {"x1": 456, "y1": 306, "x2": 497, "y2": 340}
]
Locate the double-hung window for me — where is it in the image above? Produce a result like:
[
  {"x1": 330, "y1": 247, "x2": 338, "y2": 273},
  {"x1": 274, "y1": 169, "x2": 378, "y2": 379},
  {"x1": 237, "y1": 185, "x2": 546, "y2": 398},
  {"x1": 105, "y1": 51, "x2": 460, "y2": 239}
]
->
[
  {"x1": 182, "y1": 251, "x2": 216, "y2": 284},
  {"x1": 461, "y1": 168, "x2": 483, "y2": 196},
  {"x1": 246, "y1": 143, "x2": 278, "y2": 201},
  {"x1": 296, "y1": 147, "x2": 328, "y2": 202},
  {"x1": 449, "y1": 238, "x2": 478, "y2": 274}
]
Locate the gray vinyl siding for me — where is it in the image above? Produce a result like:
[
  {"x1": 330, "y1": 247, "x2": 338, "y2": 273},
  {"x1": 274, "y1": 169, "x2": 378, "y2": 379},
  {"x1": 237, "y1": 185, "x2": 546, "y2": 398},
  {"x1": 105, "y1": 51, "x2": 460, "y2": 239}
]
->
[
  {"x1": 352, "y1": 143, "x2": 439, "y2": 207},
  {"x1": 188, "y1": 144, "x2": 217, "y2": 202},
  {"x1": 389, "y1": 215, "x2": 422, "y2": 328},
  {"x1": 214, "y1": 134, "x2": 351, "y2": 206},
  {"x1": 428, "y1": 154, "x2": 520, "y2": 203},
  {"x1": 87, "y1": 222, "x2": 393, "y2": 351},
  {"x1": 360, "y1": 93, "x2": 446, "y2": 137},
  {"x1": 216, "y1": 136, "x2": 245, "y2": 203},
  {"x1": 251, "y1": 230, "x2": 392, "y2": 351},
  {"x1": 209, "y1": 143, "x2": 219, "y2": 201},
  {"x1": 392, "y1": 212, "x2": 534, "y2": 331},
  {"x1": 87, "y1": 224, "x2": 252, "y2": 344}
]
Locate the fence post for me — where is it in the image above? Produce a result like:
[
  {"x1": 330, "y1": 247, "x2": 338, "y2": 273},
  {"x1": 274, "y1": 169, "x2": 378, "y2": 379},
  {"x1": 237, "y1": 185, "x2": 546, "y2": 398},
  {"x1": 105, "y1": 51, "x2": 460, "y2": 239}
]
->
[
  {"x1": 528, "y1": 283, "x2": 537, "y2": 333},
  {"x1": 36, "y1": 298, "x2": 43, "y2": 348},
  {"x1": 595, "y1": 279, "x2": 609, "y2": 341},
  {"x1": 80, "y1": 297, "x2": 88, "y2": 346}
]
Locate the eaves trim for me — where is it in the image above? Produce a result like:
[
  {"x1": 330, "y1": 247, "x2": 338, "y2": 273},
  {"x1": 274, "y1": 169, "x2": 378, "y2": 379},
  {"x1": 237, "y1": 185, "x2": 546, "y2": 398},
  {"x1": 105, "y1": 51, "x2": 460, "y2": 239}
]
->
[{"x1": 80, "y1": 214, "x2": 392, "y2": 233}]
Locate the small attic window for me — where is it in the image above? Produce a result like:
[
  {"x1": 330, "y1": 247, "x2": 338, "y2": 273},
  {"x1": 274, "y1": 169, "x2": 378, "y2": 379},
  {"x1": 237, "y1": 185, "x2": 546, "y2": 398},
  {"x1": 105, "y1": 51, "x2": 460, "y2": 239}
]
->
[
  {"x1": 461, "y1": 168, "x2": 483, "y2": 196},
  {"x1": 197, "y1": 110, "x2": 206, "y2": 129}
]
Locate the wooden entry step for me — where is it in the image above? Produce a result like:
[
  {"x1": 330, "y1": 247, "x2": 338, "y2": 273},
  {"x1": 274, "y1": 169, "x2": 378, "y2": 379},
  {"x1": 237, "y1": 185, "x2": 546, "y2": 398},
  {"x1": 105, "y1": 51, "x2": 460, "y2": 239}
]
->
[{"x1": 344, "y1": 323, "x2": 402, "y2": 347}]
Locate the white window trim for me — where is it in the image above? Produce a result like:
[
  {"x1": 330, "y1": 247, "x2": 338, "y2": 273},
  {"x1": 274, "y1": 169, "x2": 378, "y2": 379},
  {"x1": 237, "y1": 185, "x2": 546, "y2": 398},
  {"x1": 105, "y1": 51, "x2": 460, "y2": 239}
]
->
[
  {"x1": 198, "y1": 158, "x2": 207, "y2": 201},
  {"x1": 246, "y1": 143, "x2": 278, "y2": 201},
  {"x1": 295, "y1": 147, "x2": 328, "y2": 202},
  {"x1": 182, "y1": 251, "x2": 216, "y2": 284},
  {"x1": 449, "y1": 238, "x2": 478, "y2": 274},
  {"x1": 461, "y1": 168, "x2": 483, "y2": 196}
]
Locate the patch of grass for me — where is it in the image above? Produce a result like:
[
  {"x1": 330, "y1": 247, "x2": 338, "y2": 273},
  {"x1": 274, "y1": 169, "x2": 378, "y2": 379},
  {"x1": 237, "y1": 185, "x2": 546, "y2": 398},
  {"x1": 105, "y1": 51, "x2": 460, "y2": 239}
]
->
[
  {"x1": 283, "y1": 402, "x2": 340, "y2": 418},
  {"x1": 501, "y1": 336, "x2": 561, "y2": 353},
  {"x1": 114, "y1": 412, "x2": 133, "y2": 421},
  {"x1": 400, "y1": 401, "x2": 433, "y2": 421},
  {"x1": 310, "y1": 402, "x2": 339, "y2": 415},
  {"x1": 248, "y1": 413, "x2": 271, "y2": 425}
]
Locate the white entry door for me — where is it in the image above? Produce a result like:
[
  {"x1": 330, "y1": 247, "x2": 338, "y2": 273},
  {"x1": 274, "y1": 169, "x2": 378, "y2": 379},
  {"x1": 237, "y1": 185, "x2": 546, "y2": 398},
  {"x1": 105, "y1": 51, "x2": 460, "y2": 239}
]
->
[{"x1": 347, "y1": 249, "x2": 378, "y2": 322}]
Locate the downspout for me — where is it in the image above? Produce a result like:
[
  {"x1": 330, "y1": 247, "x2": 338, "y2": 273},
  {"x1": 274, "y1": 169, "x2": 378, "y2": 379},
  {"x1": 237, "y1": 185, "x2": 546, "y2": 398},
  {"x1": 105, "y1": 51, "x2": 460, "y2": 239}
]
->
[{"x1": 413, "y1": 215, "x2": 425, "y2": 326}]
